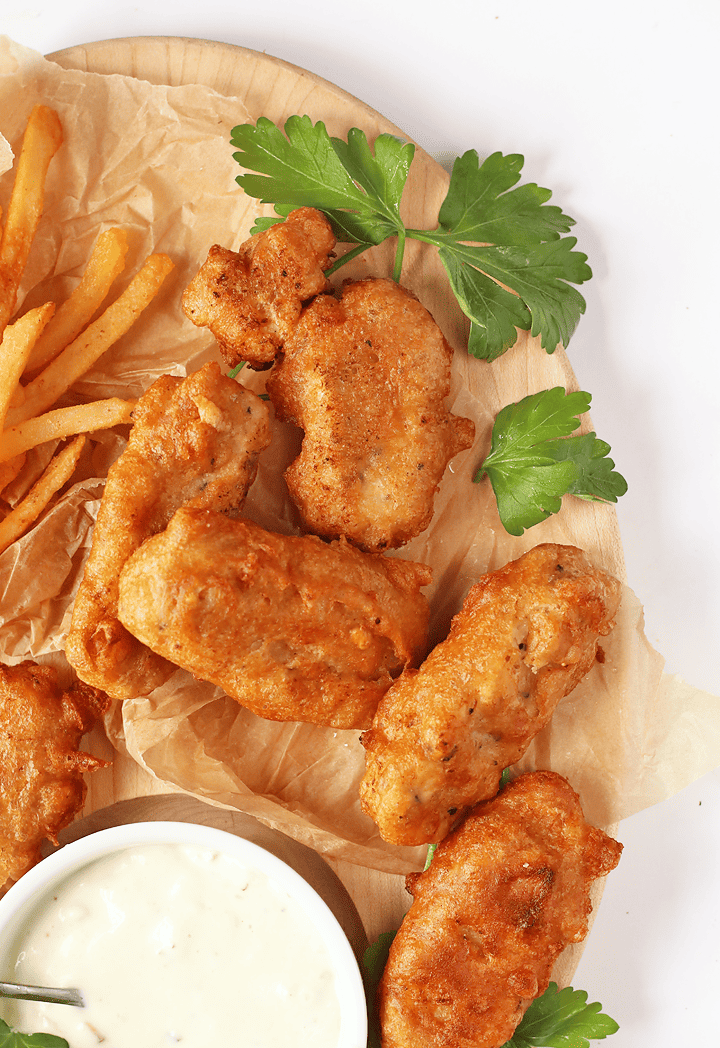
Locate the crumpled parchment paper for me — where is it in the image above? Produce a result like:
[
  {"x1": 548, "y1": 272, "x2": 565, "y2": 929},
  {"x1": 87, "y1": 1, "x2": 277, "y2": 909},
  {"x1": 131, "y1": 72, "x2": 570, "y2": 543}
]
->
[{"x1": 1, "y1": 35, "x2": 719, "y2": 875}]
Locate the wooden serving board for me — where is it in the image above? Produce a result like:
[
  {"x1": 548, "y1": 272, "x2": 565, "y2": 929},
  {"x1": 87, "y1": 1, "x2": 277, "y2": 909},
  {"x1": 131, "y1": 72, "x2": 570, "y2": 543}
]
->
[{"x1": 46, "y1": 36, "x2": 624, "y2": 957}]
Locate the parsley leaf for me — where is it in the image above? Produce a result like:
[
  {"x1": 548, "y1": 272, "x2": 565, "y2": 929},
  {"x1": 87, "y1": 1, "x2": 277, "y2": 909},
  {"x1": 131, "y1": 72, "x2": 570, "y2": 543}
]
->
[
  {"x1": 231, "y1": 117, "x2": 414, "y2": 278},
  {"x1": 423, "y1": 843, "x2": 438, "y2": 870},
  {"x1": 545, "y1": 432, "x2": 629, "y2": 504},
  {"x1": 230, "y1": 118, "x2": 590, "y2": 358},
  {"x1": 361, "y1": 931, "x2": 397, "y2": 1048},
  {"x1": 417, "y1": 150, "x2": 591, "y2": 359},
  {"x1": 0, "y1": 1018, "x2": 68, "y2": 1047},
  {"x1": 474, "y1": 387, "x2": 627, "y2": 535},
  {"x1": 502, "y1": 982, "x2": 619, "y2": 1047}
]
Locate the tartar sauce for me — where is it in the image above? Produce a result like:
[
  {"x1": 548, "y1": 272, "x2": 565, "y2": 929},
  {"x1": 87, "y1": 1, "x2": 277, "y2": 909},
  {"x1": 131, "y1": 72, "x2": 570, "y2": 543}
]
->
[{"x1": 0, "y1": 843, "x2": 342, "y2": 1047}]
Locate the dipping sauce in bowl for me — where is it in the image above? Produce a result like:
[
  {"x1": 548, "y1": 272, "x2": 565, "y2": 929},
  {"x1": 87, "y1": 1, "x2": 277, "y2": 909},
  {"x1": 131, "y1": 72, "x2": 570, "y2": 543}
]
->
[{"x1": 0, "y1": 822, "x2": 367, "y2": 1048}]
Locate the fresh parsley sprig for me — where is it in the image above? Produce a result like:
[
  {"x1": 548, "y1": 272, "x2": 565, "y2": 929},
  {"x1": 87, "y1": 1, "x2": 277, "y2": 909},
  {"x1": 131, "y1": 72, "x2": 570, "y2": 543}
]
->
[
  {"x1": 423, "y1": 843, "x2": 438, "y2": 870},
  {"x1": 361, "y1": 931, "x2": 397, "y2": 1048},
  {"x1": 230, "y1": 117, "x2": 591, "y2": 361},
  {"x1": 0, "y1": 1018, "x2": 68, "y2": 1047},
  {"x1": 474, "y1": 387, "x2": 627, "y2": 535},
  {"x1": 231, "y1": 116, "x2": 413, "y2": 280},
  {"x1": 502, "y1": 982, "x2": 620, "y2": 1048}
]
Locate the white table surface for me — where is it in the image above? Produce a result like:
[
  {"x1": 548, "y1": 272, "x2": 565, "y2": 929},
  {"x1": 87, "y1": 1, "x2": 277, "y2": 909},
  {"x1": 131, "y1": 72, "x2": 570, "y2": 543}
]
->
[{"x1": 5, "y1": 1, "x2": 720, "y2": 1045}]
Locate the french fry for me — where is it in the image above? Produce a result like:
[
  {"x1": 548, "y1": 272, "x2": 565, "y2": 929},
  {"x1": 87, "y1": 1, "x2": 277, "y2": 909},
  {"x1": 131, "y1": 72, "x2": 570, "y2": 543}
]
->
[
  {"x1": 4, "y1": 252, "x2": 174, "y2": 428},
  {"x1": 8, "y1": 383, "x2": 25, "y2": 410},
  {"x1": 0, "y1": 105, "x2": 63, "y2": 340},
  {"x1": 0, "y1": 434, "x2": 84, "y2": 555},
  {"x1": 0, "y1": 303, "x2": 55, "y2": 430},
  {"x1": 23, "y1": 228, "x2": 130, "y2": 375},
  {"x1": 0, "y1": 452, "x2": 26, "y2": 496},
  {"x1": 0, "y1": 397, "x2": 136, "y2": 464}
]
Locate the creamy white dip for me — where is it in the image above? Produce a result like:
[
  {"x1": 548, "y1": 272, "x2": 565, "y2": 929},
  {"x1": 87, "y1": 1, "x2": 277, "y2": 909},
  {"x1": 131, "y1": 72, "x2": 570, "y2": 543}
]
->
[{"x1": 0, "y1": 843, "x2": 342, "y2": 1047}]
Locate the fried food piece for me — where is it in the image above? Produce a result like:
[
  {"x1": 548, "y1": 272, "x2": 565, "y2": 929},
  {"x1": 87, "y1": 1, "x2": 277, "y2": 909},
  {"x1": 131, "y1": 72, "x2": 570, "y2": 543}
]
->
[
  {"x1": 0, "y1": 661, "x2": 109, "y2": 888},
  {"x1": 360, "y1": 544, "x2": 621, "y2": 845},
  {"x1": 117, "y1": 507, "x2": 432, "y2": 729},
  {"x1": 65, "y1": 362, "x2": 272, "y2": 700},
  {"x1": 267, "y1": 277, "x2": 475, "y2": 552},
  {"x1": 379, "y1": 771, "x2": 622, "y2": 1048},
  {"x1": 181, "y1": 207, "x2": 336, "y2": 368}
]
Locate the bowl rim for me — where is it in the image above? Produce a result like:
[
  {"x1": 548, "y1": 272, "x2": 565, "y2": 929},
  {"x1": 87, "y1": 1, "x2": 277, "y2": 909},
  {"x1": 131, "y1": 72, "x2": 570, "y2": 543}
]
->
[{"x1": 0, "y1": 820, "x2": 368, "y2": 1047}]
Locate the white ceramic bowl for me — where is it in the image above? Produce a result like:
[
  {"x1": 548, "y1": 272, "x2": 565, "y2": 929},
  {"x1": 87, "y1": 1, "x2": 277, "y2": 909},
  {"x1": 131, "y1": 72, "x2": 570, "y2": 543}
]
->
[{"x1": 0, "y1": 820, "x2": 367, "y2": 1048}]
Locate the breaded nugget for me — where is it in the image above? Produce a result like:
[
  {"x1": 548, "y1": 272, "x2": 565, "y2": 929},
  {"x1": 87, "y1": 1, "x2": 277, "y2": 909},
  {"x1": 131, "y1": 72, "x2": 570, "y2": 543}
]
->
[
  {"x1": 360, "y1": 544, "x2": 621, "y2": 845},
  {"x1": 181, "y1": 207, "x2": 336, "y2": 368},
  {"x1": 266, "y1": 277, "x2": 475, "y2": 553},
  {"x1": 65, "y1": 362, "x2": 272, "y2": 700},
  {"x1": 116, "y1": 507, "x2": 432, "y2": 729},
  {"x1": 0, "y1": 661, "x2": 109, "y2": 889},
  {"x1": 379, "y1": 771, "x2": 623, "y2": 1048}
]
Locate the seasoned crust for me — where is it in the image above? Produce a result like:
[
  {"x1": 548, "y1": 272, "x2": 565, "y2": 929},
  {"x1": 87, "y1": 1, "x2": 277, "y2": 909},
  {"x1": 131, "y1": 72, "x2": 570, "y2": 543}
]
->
[
  {"x1": 360, "y1": 544, "x2": 622, "y2": 844},
  {"x1": 0, "y1": 661, "x2": 109, "y2": 889},
  {"x1": 181, "y1": 207, "x2": 336, "y2": 368},
  {"x1": 267, "y1": 277, "x2": 475, "y2": 552},
  {"x1": 117, "y1": 507, "x2": 432, "y2": 730},
  {"x1": 378, "y1": 770, "x2": 623, "y2": 1048},
  {"x1": 65, "y1": 363, "x2": 272, "y2": 700}
]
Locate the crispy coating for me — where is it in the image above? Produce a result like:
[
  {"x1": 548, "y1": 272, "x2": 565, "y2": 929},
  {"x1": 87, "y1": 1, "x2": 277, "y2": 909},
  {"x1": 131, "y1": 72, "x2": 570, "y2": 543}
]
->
[
  {"x1": 0, "y1": 661, "x2": 109, "y2": 889},
  {"x1": 266, "y1": 277, "x2": 475, "y2": 553},
  {"x1": 65, "y1": 362, "x2": 272, "y2": 700},
  {"x1": 378, "y1": 771, "x2": 623, "y2": 1048},
  {"x1": 360, "y1": 544, "x2": 621, "y2": 845},
  {"x1": 181, "y1": 207, "x2": 336, "y2": 368},
  {"x1": 116, "y1": 507, "x2": 432, "y2": 729}
]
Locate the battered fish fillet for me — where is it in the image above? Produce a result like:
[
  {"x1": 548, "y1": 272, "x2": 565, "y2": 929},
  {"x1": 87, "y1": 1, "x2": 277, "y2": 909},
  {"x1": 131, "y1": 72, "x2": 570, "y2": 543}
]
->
[
  {"x1": 378, "y1": 771, "x2": 623, "y2": 1048},
  {"x1": 266, "y1": 277, "x2": 475, "y2": 553},
  {"x1": 0, "y1": 661, "x2": 109, "y2": 889},
  {"x1": 65, "y1": 362, "x2": 272, "y2": 700},
  {"x1": 181, "y1": 207, "x2": 336, "y2": 368},
  {"x1": 360, "y1": 544, "x2": 621, "y2": 845},
  {"x1": 116, "y1": 507, "x2": 432, "y2": 729}
]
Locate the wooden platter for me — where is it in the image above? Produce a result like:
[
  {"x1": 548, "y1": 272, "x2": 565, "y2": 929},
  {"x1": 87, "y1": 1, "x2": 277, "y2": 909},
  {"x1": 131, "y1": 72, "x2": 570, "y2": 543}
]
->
[{"x1": 43, "y1": 36, "x2": 625, "y2": 956}]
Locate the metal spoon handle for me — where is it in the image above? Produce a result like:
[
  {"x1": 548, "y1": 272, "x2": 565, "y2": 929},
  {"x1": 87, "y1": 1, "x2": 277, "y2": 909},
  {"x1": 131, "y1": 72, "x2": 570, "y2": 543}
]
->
[{"x1": 0, "y1": 981, "x2": 84, "y2": 1006}]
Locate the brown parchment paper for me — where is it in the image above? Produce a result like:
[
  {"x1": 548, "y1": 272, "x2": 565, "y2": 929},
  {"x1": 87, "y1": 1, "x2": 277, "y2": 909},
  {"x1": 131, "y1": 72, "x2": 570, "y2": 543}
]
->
[{"x1": 1, "y1": 36, "x2": 719, "y2": 876}]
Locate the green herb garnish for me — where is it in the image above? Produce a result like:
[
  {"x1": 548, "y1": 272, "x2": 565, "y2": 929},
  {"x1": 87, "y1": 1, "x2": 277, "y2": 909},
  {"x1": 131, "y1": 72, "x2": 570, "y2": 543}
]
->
[
  {"x1": 230, "y1": 116, "x2": 591, "y2": 361},
  {"x1": 474, "y1": 386, "x2": 627, "y2": 535},
  {"x1": 227, "y1": 360, "x2": 246, "y2": 379},
  {"x1": 423, "y1": 843, "x2": 438, "y2": 870},
  {"x1": 361, "y1": 931, "x2": 397, "y2": 1048},
  {"x1": 0, "y1": 1018, "x2": 68, "y2": 1047},
  {"x1": 502, "y1": 982, "x2": 620, "y2": 1047}
]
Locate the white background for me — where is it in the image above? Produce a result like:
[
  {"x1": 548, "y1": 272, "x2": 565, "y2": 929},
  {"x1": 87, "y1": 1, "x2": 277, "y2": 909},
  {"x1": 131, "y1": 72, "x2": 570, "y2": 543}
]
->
[{"x1": 4, "y1": 1, "x2": 720, "y2": 1045}]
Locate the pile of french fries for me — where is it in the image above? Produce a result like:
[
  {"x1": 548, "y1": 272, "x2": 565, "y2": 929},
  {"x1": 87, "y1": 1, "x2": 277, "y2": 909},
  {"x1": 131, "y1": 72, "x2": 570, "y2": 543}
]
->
[{"x1": 0, "y1": 104, "x2": 174, "y2": 555}]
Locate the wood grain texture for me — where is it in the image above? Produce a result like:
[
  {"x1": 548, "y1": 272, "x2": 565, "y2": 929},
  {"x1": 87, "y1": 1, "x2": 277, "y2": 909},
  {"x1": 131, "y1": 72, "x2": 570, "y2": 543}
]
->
[{"x1": 47, "y1": 36, "x2": 621, "y2": 952}]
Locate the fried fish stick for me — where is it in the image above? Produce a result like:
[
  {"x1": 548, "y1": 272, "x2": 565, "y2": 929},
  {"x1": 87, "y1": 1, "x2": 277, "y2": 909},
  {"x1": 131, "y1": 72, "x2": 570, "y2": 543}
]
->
[
  {"x1": 378, "y1": 771, "x2": 623, "y2": 1048},
  {"x1": 1, "y1": 661, "x2": 109, "y2": 889},
  {"x1": 267, "y1": 277, "x2": 475, "y2": 552},
  {"x1": 65, "y1": 362, "x2": 272, "y2": 700},
  {"x1": 117, "y1": 507, "x2": 432, "y2": 729},
  {"x1": 181, "y1": 207, "x2": 336, "y2": 368},
  {"x1": 360, "y1": 544, "x2": 621, "y2": 845}
]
